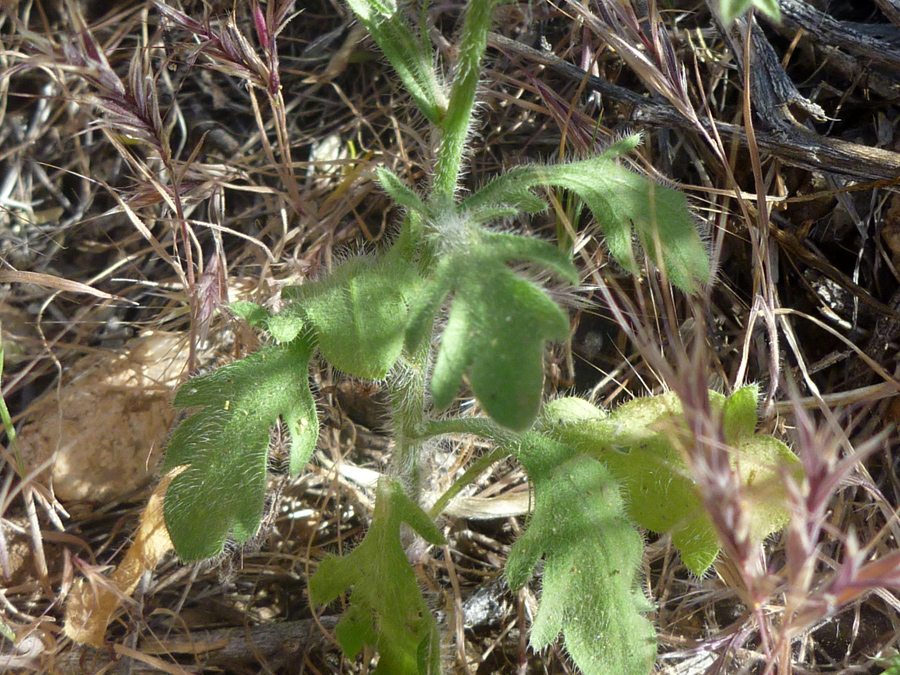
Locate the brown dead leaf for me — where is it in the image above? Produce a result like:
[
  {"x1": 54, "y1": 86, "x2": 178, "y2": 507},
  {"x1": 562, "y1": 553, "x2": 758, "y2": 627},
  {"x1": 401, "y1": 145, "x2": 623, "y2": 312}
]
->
[{"x1": 63, "y1": 471, "x2": 178, "y2": 646}]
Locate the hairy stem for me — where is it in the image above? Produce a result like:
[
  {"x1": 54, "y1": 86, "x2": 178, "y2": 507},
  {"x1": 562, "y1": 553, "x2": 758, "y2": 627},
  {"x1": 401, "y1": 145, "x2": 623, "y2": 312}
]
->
[
  {"x1": 430, "y1": 0, "x2": 496, "y2": 206},
  {"x1": 415, "y1": 416, "x2": 520, "y2": 450},
  {"x1": 428, "y1": 447, "x2": 506, "y2": 519},
  {"x1": 386, "y1": 347, "x2": 430, "y2": 503}
]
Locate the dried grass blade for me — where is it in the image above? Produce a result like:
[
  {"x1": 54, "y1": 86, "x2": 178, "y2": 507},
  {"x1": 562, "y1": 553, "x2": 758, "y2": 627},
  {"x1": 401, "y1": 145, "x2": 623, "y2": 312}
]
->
[{"x1": 0, "y1": 269, "x2": 125, "y2": 302}]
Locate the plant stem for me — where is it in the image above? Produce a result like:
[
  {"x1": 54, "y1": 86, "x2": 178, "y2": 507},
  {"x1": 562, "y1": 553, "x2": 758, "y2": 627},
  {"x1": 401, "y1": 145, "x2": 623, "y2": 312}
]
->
[
  {"x1": 415, "y1": 416, "x2": 518, "y2": 448},
  {"x1": 387, "y1": 347, "x2": 430, "y2": 503},
  {"x1": 427, "y1": 447, "x2": 506, "y2": 519},
  {"x1": 430, "y1": 0, "x2": 497, "y2": 206},
  {"x1": 408, "y1": 415, "x2": 519, "y2": 520}
]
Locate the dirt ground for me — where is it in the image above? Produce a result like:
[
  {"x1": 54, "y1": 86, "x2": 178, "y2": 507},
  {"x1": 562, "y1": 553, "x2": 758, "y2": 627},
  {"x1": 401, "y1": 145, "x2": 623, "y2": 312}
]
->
[{"x1": 3, "y1": 0, "x2": 900, "y2": 673}]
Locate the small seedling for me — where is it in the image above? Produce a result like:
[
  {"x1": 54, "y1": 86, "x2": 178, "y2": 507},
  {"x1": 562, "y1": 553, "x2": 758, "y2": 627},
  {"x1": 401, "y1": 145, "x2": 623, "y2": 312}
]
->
[{"x1": 159, "y1": 1, "x2": 798, "y2": 673}]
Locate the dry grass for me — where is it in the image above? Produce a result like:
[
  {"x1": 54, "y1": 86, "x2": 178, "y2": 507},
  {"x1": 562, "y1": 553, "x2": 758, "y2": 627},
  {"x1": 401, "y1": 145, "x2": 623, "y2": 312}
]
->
[{"x1": 2, "y1": 0, "x2": 900, "y2": 673}]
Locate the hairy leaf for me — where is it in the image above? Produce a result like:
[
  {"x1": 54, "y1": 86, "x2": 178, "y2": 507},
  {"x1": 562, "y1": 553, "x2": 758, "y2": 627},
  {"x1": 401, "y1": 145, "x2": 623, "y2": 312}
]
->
[
  {"x1": 410, "y1": 225, "x2": 577, "y2": 430},
  {"x1": 229, "y1": 301, "x2": 271, "y2": 329},
  {"x1": 722, "y1": 383, "x2": 759, "y2": 444},
  {"x1": 403, "y1": 263, "x2": 453, "y2": 356},
  {"x1": 507, "y1": 433, "x2": 656, "y2": 675},
  {"x1": 461, "y1": 135, "x2": 641, "y2": 215},
  {"x1": 430, "y1": 266, "x2": 565, "y2": 429},
  {"x1": 309, "y1": 479, "x2": 445, "y2": 675},
  {"x1": 272, "y1": 255, "x2": 423, "y2": 380},
  {"x1": 461, "y1": 136, "x2": 709, "y2": 292},
  {"x1": 266, "y1": 302, "x2": 306, "y2": 343},
  {"x1": 540, "y1": 387, "x2": 800, "y2": 575},
  {"x1": 376, "y1": 167, "x2": 427, "y2": 215},
  {"x1": 163, "y1": 339, "x2": 318, "y2": 560},
  {"x1": 345, "y1": 0, "x2": 446, "y2": 124}
]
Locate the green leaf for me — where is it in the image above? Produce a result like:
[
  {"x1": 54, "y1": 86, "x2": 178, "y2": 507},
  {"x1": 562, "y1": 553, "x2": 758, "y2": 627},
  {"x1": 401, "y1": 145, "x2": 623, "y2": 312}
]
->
[
  {"x1": 229, "y1": 301, "x2": 271, "y2": 329},
  {"x1": 345, "y1": 0, "x2": 446, "y2": 124},
  {"x1": 540, "y1": 391, "x2": 801, "y2": 575},
  {"x1": 871, "y1": 654, "x2": 900, "y2": 675},
  {"x1": 598, "y1": 133, "x2": 644, "y2": 160},
  {"x1": 430, "y1": 267, "x2": 567, "y2": 429},
  {"x1": 717, "y1": 0, "x2": 781, "y2": 24},
  {"x1": 274, "y1": 255, "x2": 423, "y2": 380},
  {"x1": 461, "y1": 139, "x2": 710, "y2": 292},
  {"x1": 463, "y1": 203, "x2": 526, "y2": 225},
  {"x1": 404, "y1": 266, "x2": 453, "y2": 356},
  {"x1": 376, "y1": 167, "x2": 427, "y2": 216},
  {"x1": 163, "y1": 339, "x2": 318, "y2": 560},
  {"x1": 544, "y1": 393, "x2": 722, "y2": 573},
  {"x1": 460, "y1": 169, "x2": 550, "y2": 217},
  {"x1": 0, "y1": 619, "x2": 14, "y2": 643},
  {"x1": 413, "y1": 226, "x2": 577, "y2": 430},
  {"x1": 479, "y1": 231, "x2": 580, "y2": 285},
  {"x1": 266, "y1": 303, "x2": 306, "y2": 343},
  {"x1": 539, "y1": 395, "x2": 608, "y2": 428},
  {"x1": 508, "y1": 434, "x2": 656, "y2": 675},
  {"x1": 309, "y1": 479, "x2": 445, "y2": 675},
  {"x1": 722, "y1": 384, "x2": 759, "y2": 444}
]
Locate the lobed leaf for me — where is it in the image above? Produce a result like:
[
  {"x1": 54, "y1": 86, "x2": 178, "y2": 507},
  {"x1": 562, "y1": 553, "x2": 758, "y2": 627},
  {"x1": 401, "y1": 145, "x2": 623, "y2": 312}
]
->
[
  {"x1": 309, "y1": 479, "x2": 445, "y2": 675},
  {"x1": 540, "y1": 387, "x2": 800, "y2": 575},
  {"x1": 376, "y1": 167, "x2": 427, "y2": 216},
  {"x1": 163, "y1": 339, "x2": 318, "y2": 560},
  {"x1": 272, "y1": 254, "x2": 423, "y2": 380},
  {"x1": 430, "y1": 265, "x2": 567, "y2": 430},
  {"x1": 345, "y1": 0, "x2": 446, "y2": 124},
  {"x1": 415, "y1": 227, "x2": 576, "y2": 430},
  {"x1": 461, "y1": 137, "x2": 710, "y2": 292},
  {"x1": 479, "y1": 231, "x2": 580, "y2": 285},
  {"x1": 266, "y1": 302, "x2": 306, "y2": 343},
  {"x1": 404, "y1": 259, "x2": 454, "y2": 356},
  {"x1": 229, "y1": 301, "x2": 271, "y2": 329},
  {"x1": 722, "y1": 383, "x2": 760, "y2": 444},
  {"x1": 507, "y1": 433, "x2": 656, "y2": 675}
]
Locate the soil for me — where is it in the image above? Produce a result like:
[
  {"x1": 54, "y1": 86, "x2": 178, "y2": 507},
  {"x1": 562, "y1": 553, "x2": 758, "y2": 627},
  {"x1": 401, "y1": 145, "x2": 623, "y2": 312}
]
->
[{"x1": 2, "y1": 1, "x2": 900, "y2": 673}]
